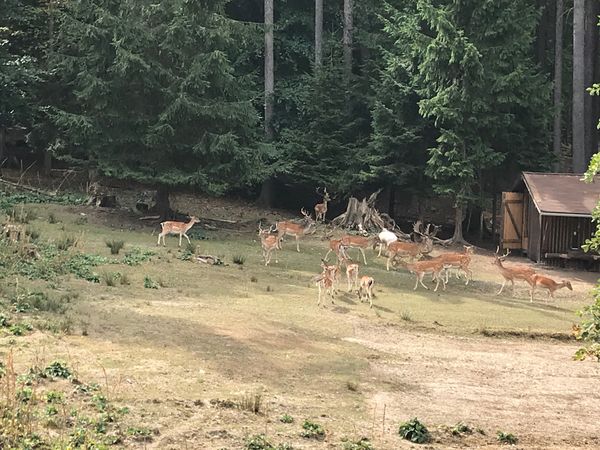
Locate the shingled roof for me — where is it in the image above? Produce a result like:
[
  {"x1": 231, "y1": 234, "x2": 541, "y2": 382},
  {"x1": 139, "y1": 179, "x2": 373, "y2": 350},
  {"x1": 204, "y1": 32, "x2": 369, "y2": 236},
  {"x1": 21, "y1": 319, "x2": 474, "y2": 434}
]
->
[{"x1": 515, "y1": 172, "x2": 600, "y2": 217}]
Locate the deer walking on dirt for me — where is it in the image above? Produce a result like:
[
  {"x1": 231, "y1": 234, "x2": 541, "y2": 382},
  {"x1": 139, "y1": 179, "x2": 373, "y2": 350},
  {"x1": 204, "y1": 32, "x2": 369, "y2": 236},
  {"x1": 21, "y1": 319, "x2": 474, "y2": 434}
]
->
[
  {"x1": 357, "y1": 276, "x2": 375, "y2": 307},
  {"x1": 157, "y1": 216, "x2": 200, "y2": 246},
  {"x1": 314, "y1": 187, "x2": 331, "y2": 223},
  {"x1": 276, "y1": 208, "x2": 316, "y2": 252},
  {"x1": 529, "y1": 274, "x2": 573, "y2": 302},
  {"x1": 258, "y1": 222, "x2": 281, "y2": 266},
  {"x1": 492, "y1": 248, "x2": 536, "y2": 296}
]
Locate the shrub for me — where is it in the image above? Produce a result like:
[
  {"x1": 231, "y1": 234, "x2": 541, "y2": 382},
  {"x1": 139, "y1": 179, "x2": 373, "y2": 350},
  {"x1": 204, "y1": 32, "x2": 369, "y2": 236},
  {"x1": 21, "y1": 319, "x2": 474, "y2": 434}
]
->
[
  {"x1": 238, "y1": 391, "x2": 263, "y2": 414},
  {"x1": 119, "y1": 273, "x2": 131, "y2": 285},
  {"x1": 250, "y1": 276, "x2": 258, "y2": 283},
  {"x1": 74, "y1": 216, "x2": 88, "y2": 225},
  {"x1": 497, "y1": 431, "x2": 518, "y2": 445},
  {"x1": 56, "y1": 234, "x2": 77, "y2": 251},
  {"x1": 143, "y1": 276, "x2": 159, "y2": 289},
  {"x1": 10, "y1": 323, "x2": 32, "y2": 336},
  {"x1": 105, "y1": 240, "x2": 125, "y2": 255},
  {"x1": 101, "y1": 271, "x2": 120, "y2": 287},
  {"x1": 346, "y1": 381, "x2": 359, "y2": 392},
  {"x1": 342, "y1": 437, "x2": 374, "y2": 450},
  {"x1": 233, "y1": 255, "x2": 246, "y2": 265},
  {"x1": 123, "y1": 247, "x2": 155, "y2": 266},
  {"x1": 280, "y1": 414, "x2": 294, "y2": 424},
  {"x1": 46, "y1": 391, "x2": 64, "y2": 404},
  {"x1": 398, "y1": 418, "x2": 430, "y2": 444},
  {"x1": 301, "y1": 420, "x2": 325, "y2": 440},
  {"x1": 400, "y1": 311, "x2": 414, "y2": 322},
  {"x1": 245, "y1": 434, "x2": 293, "y2": 450},
  {"x1": 48, "y1": 213, "x2": 58, "y2": 224},
  {"x1": 13, "y1": 207, "x2": 37, "y2": 224},
  {"x1": 126, "y1": 426, "x2": 153, "y2": 442},
  {"x1": 0, "y1": 314, "x2": 10, "y2": 327},
  {"x1": 45, "y1": 361, "x2": 72, "y2": 379},
  {"x1": 451, "y1": 422, "x2": 472, "y2": 436},
  {"x1": 25, "y1": 228, "x2": 40, "y2": 241}
]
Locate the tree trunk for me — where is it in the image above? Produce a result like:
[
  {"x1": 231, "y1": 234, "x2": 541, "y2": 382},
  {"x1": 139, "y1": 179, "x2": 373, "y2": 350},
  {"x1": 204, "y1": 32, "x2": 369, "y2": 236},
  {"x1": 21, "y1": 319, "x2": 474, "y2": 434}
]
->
[
  {"x1": 553, "y1": 0, "x2": 564, "y2": 171},
  {"x1": 264, "y1": 0, "x2": 274, "y2": 140},
  {"x1": 343, "y1": 0, "x2": 353, "y2": 85},
  {"x1": 43, "y1": 150, "x2": 52, "y2": 176},
  {"x1": 573, "y1": 0, "x2": 586, "y2": 172},
  {"x1": 257, "y1": 178, "x2": 275, "y2": 208},
  {"x1": 153, "y1": 186, "x2": 171, "y2": 220},
  {"x1": 0, "y1": 127, "x2": 6, "y2": 169},
  {"x1": 315, "y1": 0, "x2": 323, "y2": 69},
  {"x1": 585, "y1": 0, "x2": 599, "y2": 165},
  {"x1": 451, "y1": 203, "x2": 466, "y2": 244}
]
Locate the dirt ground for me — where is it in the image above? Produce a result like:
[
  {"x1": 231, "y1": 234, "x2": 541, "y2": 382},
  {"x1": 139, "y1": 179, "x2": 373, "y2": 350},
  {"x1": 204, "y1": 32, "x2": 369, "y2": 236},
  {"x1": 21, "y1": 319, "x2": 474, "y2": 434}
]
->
[{"x1": 2, "y1": 189, "x2": 600, "y2": 449}]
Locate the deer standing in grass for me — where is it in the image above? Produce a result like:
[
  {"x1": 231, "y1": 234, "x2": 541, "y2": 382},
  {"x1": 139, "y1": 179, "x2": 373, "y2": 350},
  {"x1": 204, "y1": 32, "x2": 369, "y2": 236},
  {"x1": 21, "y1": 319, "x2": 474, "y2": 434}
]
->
[
  {"x1": 357, "y1": 276, "x2": 375, "y2": 307},
  {"x1": 314, "y1": 187, "x2": 331, "y2": 222},
  {"x1": 157, "y1": 216, "x2": 200, "y2": 246},
  {"x1": 376, "y1": 228, "x2": 398, "y2": 257},
  {"x1": 345, "y1": 260, "x2": 360, "y2": 292},
  {"x1": 437, "y1": 246, "x2": 474, "y2": 285},
  {"x1": 340, "y1": 234, "x2": 371, "y2": 264},
  {"x1": 529, "y1": 274, "x2": 573, "y2": 302},
  {"x1": 258, "y1": 222, "x2": 281, "y2": 266},
  {"x1": 386, "y1": 237, "x2": 433, "y2": 271},
  {"x1": 324, "y1": 237, "x2": 349, "y2": 263},
  {"x1": 397, "y1": 258, "x2": 447, "y2": 292},
  {"x1": 314, "y1": 260, "x2": 338, "y2": 306},
  {"x1": 276, "y1": 208, "x2": 316, "y2": 252},
  {"x1": 320, "y1": 259, "x2": 341, "y2": 292},
  {"x1": 492, "y1": 248, "x2": 536, "y2": 296}
]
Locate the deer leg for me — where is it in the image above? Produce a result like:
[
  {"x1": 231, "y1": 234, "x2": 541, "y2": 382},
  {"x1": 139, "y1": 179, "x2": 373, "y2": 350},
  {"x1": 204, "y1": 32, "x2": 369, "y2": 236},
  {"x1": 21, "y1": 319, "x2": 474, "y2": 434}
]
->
[
  {"x1": 178, "y1": 234, "x2": 183, "y2": 247},
  {"x1": 317, "y1": 284, "x2": 322, "y2": 305},
  {"x1": 368, "y1": 288, "x2": 373, "y2": 308},
  {"x1": 434, "y1": 276, "x2": 440, "y2": 292},
  {"x1": 510, "y1": 279, "x2": 516, "y2": 297},
  {"x1": 359, "y1": 248, "x2": 367, "y2": 265},
  {"x1": 530, "y1": 285, "x2": 535, "y2": 302},
  {"x1": 387, "y1": 255, "x2": 393, "y2": 271},
  {"x1": 184, "y1": 233, "x2": 191, "y2": 244},
  {"x1": 324, "y1": 249, "x2": 332, "y2": 261},
  {"x1": 497, "y1": 279, "x2": 506, "y2": 295},
  {"x1": 157, "y1": 233, "x2": 162, "y2": 246},
  {"x1": 296, "y1": 236, "x2": 300, "y2": 252},
  {"x1": 419, "y1": 274, "x2": 429, "y2": 290}
]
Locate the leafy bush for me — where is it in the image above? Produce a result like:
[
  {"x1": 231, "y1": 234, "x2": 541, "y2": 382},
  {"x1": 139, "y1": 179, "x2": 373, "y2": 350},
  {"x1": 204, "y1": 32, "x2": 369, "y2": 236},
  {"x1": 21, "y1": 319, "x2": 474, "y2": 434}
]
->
[
  {"x1": 65, "y1": 253, "x2": 107, "y2": 282},
  {"x1": 451, "y1": 422, "x2": 472, "y2": 436},
  {"x1": 56, "y1": 234, "x2": 77, "y2": 251},
  {"x1": 45, "y1": 361, "x2": 72, "y2": 379},
  {"x1": 0, "y1": 192, "x2": 84, "y2": 213},
  {"x1": 101, "y1": 271, "x2": 120, "y2": 287},
  {"x1": 9, "y1": 322, "x2": 32, "y2": 336},
  {"x1": 342, "y1": 437, "x2": 374, "y2": 450},
  {"x1": 123, "y1": 247, "x2": 155, "y2": 266},
  {"x1": 126, "y1": 426, "x2": 153, "y2": 442},
  {"x1": 398, "y1": 418, "x2": 430, "y2": 444},
  {"x1": 497, "y1": 431, "x2": 518, "y2": 445},
  {"x1": 280, "y1": 414, "x2": 294, "y2": 424},
  {"x1": 48, "y1": 212, "x2": 58, "y2": 224},
  {"x1": 46, "y1": 391, "x2": 64, "y2": 404},
  {"x1": 245, "y1": 434, "x2": 293, "y2": 450},
  {"x1": 179, "y1": 243, "x2": 197, "y2": 261},
  {"x1": 105, "y1": 240, "x2": 124, "y2": 255},
  {"x1": 143, "y1": 276, "x2": 159, "y2": 289},
  {"x1": 233, "y1": 254, "x2": 246, "y2": 265},
  {"x1": 301, "y1": 420, "x2": 325, "y2": 440}
]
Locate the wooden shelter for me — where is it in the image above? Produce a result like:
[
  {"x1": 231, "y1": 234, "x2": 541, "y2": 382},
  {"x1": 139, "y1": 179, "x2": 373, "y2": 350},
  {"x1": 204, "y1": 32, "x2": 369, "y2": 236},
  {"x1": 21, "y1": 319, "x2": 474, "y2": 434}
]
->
[{"x1": 501, "y1": 172, "x2": 600, "y2": 269}]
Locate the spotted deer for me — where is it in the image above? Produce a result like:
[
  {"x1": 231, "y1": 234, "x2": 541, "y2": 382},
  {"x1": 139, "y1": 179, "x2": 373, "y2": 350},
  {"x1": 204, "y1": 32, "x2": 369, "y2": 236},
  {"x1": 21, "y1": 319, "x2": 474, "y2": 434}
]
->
[
  {"x1": 314, "y1": 187, "x2": 331, "y2": 222},
  {"x1": 276, "y1": 208, "x2": 316, "y2": 252},
  {"x1": 492, "y1": 248, "x2": 536, "y2": 296},
  {"x1": 157, "y1": 216, "x2": 200, "y2": 246},
  {"x1": 529, "y1": 274, "x2": 573, "y2": 302}
]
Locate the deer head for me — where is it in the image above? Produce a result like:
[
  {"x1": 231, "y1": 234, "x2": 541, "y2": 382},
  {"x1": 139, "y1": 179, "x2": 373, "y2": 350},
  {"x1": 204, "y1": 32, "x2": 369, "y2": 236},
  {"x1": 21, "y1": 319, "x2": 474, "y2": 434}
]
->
[{"x1": 493, "y1": 246, "x2": 510, "y2": 265}]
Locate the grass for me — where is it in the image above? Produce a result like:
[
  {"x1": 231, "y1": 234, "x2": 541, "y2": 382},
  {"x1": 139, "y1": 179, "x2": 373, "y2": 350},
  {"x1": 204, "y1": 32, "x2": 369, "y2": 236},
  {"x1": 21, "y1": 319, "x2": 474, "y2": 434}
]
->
[{"x1": 105, "y1": 239, "x2": 125, "y2": 255}]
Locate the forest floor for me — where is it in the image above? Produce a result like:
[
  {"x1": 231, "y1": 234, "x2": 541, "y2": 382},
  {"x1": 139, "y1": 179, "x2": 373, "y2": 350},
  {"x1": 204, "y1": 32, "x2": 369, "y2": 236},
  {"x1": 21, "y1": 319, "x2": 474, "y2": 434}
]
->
[{"x1": 1, "y1": 193, "x2": 599, "y2": 449}]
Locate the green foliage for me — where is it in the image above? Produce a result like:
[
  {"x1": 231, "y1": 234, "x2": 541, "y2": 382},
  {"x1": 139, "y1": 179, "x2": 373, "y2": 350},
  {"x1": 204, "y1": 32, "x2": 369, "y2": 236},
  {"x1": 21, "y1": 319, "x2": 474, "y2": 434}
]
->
[
  {"x1": 233, "y1": 255, "x2": 246, "y2": 265},
  {"x1": 123, "y1": 247, "x2": 155, "y2": 266},
  {"x1": 398, "y1": 417, "x2": 430, "y2": 444},
  {"x1": 497, "y1": 431, "x2": 518, "y2": 445},
  {"x1": 56, "y1": 234, "x2": 77, "y2": 251},
  {"x1": 451, "y1": 422, "x2": 472, "y2": 436},
  {"x1": 245, "y1": 434, "x2": 293, "y2": 450},
  {"x1": 46, "y1": 391, "x2": 64, "y2": 404},
  {"x1": 301, "y1": 420, "x2": 325, "y2": 440},
  {"x1": 45, "y1": 361, "x2": 72, "y2": 379},
  {"x1": 101, "y1": 271, "x2": 120, "y2": 287},
  {"x1": 126, "y1": 426, "x2": 153, "y2": 442},
  {"x1": 143, "y1": 276, "x2": 159, "y2": 290},
  {"x1": 342, "y1": 437, "x2": 374, "y2": 450},
  {"x1": 64, "y1": 254, "x2": 107, "y2": 282},
  {"x1": 105, "y1": 240, "x2": 125, "y2": 255},
  {"x1": 0, "y1": 193, "x2": 85, "y2": 214},
  {"x1": 280, "y1": 414, "x2": 294, "y2": 424},
  {"x1": 575, "y1": 153, "x2": 600, "y2": 361},
  {"x1": 9, "y1": 322, "x2": 33, "y2": 336}
]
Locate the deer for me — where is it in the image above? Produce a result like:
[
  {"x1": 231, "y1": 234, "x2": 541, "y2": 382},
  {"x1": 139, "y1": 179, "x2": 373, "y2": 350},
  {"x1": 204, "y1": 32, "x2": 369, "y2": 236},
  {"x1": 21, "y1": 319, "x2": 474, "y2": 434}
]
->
[
  {"x1": 320, "y1": 259, "x2": 341, "y2": 292},
  {"x1": 157, "y1": 216, "x2": 200, "y2": 246},
  {"x1": 375, "y1": 228, "x2": 398, "y2": 257},
  {"x1": 337, "y1": 255, "x2": 360, "y2": 292},
  {"x1": 275, "y1": 208, "x2": 316, "y2": 252},
  {"x1": 529, "y1": 274, "x2": 573, "y2": 302},
  {"x1": 386, "y1": 235, "x2": 433, "y2": 271},
  {"x1": 314, "y1": 187, "x2": 331, "y2": 222},
  {"x1": 357, "y1": 276, "x2": 375, "y2": 308},
  {"x1": 314, "y1": 262, "x2": 337, "y2": 306},
  {"x1": 437, "y1": 245, "x2": 474, "y2": 285},
  {"x1": 492, "y1": 247, "x2": 537, "y2": 296},
  {"x1": 340, "y1": 234, "x2": 371, "y2": 265},
  {"x1": 258, "y1": 222, "x2": 281, "y2": 266},
  {"x1": 323, "y1": 237, "x2": 349, "y2": 263},
  {"x1": 396, "y1": 258, "x2": 447, "y2": 292}
]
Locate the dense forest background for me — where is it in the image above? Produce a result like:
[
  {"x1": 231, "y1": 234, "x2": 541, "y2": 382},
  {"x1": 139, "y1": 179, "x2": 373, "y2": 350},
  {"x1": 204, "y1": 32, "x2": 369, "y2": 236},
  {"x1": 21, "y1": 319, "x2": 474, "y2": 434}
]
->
[{"x1": 1, "y1": 0, "x2": 599, "y2": 239}]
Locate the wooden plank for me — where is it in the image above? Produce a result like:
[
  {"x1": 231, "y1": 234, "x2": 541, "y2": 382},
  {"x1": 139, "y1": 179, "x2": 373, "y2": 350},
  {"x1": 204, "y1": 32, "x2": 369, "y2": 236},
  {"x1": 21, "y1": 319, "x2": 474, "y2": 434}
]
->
[{"x1": 501, "y1": 192, "x2": 524, "y2": 249}]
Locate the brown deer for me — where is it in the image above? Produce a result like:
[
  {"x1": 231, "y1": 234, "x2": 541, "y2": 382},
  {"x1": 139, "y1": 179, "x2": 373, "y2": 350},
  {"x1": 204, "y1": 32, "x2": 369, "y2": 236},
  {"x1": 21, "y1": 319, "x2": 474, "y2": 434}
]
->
[
  {"x1": 357, "y1": 276, "x2": 375, "y2": 307},
  {"x1": 314, "y1": 187, "x2": 331, "y2": 222},
  {"x1": 492, "y1": 248, "x2": 536, "y2": 296},
  {"x1": 340, "y1": 234, "x2": 372, "y2": 264},
  {"x1": 314, "y1": 263, "x2": 336, "y2": 306},
  {"x1": 529, "y1": 274, "x2": 573, "y2": 302},
  {"x1": 340, "y1": 257, "x2": 360, "y2": 292},
  {"x1": 157, "y1": 216, "x2": 200, "y2": 246},
  {"x1": 397, "y1": 258, "x2": 447, "y2": 292},
  {"x1": 275, "y1": 208, "x2": 316, "y2": 252},
  {"x1": 437, "y1": 245, "x2": 474, "y2": 285},
  {"x1": 324, "y1": 237, "x2": 349, "y2": 263},
  {"x1": 386, "y1": 237, "x2": 433, "y2": 271},
  {"x1": 258, "y1": 222, "x2": 281, "y2": 266},
  {"x1": 320, "y1": 259, "x2": 341, "y2": 291}
]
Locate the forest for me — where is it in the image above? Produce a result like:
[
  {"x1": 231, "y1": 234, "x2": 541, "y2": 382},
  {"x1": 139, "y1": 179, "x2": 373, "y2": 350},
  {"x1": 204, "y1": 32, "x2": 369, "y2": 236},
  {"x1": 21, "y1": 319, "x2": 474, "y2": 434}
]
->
[{"x1": 1, "y1": 0, "x2": 599, "y2": 242}]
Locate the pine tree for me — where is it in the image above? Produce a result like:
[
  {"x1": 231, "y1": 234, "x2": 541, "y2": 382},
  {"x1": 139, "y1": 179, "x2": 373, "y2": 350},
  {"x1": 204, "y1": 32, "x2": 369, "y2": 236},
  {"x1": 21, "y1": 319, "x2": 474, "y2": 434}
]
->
[
  {"x1": 50, "y1": 0, "x2": 265, "y2": 215},
  {"x1": 386, "y1": 0, "x2": 551, "y2": 242}
]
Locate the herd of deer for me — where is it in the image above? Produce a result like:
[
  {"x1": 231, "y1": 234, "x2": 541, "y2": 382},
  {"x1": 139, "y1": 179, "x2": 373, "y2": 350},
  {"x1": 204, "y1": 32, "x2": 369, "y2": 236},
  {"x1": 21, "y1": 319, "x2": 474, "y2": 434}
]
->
[{"x1": 153, "y1": 186, "x2": 573, "y2": 306}]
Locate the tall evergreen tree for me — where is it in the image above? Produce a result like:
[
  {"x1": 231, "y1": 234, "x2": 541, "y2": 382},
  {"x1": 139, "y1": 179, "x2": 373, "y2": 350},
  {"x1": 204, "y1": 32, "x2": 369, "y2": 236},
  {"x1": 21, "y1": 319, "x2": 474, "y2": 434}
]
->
[
  {"x1": 386, "y1": 0, "x2": 551, "y2": 242},
  {"x1": 50, "y1": 0, "x2": 265, "y2": 215}
]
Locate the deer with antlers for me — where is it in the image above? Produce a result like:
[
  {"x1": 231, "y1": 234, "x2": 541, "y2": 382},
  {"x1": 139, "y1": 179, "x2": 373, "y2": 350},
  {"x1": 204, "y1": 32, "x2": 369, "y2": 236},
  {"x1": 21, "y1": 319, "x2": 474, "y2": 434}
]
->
[
  {"x1": 340, "y1": 234, "x2": 371, "y2": 265},
  {"x1": 397, "y1": 258, "x2": 447, "y2": 291},
  {"x1": 437, "y1": 245, "x2": 474, "y2": 285},
  {"x1": 258, "y1": 222, "x2": 281, "y2": 266},
  {"x1": 314, "y1": 187, "x2": 331, "y2": 223},
  {"x1": 386, "y1": 236, "x2": 433, "y2": 271},
  {"x1": 357, "y1": 276, "x2": 375, "y2": 307},
  {"x1": 157, "y1": 216, "x2": 200, "y2": 246},
  {"x1": 529, "y1": 274, "x2": 573, "y2": 302},
  {"x1": 275, "y1": 208, "x2": 316, "y2": 252},
  {"x1": 492, "y1": 248, "x2": 537, "y2": 296}
]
